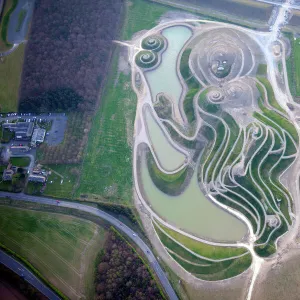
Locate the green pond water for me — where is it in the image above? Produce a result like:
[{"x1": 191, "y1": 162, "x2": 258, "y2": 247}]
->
[
  {"x1": 145, "y1": 107, "x2": 186, "y2": 171},
  {"x1": 145, "y1": 26, "x2": 192, "y2": 104},
  {"x1": 140, "y1": 25, "x2": 247, "y2": 242},
  {"x1": 140, "y1": 155, "x2": 247, "y2": 241}
]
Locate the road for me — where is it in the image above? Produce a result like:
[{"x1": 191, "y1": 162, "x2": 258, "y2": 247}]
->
[
  {"x1": 0, "y1": 249, "x2": 60, "y2": 300},
  {"x1": 0, "y1": 191, "x2": 178, "y2": 300}
]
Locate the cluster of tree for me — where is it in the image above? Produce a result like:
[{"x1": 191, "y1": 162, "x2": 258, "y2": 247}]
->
[
  {"x1": 38, "y1": 112, "x2": 91, "y2": 164},
  {"x1": 0, "y1": 263, "x2": 47, "y2": 299},
  {"x1": 96, "y1": 202, "x2": 138, "y2": 225},
  {"x1": 95, "y1": 229, "x2": 163, "y2": 300},
  {"x1": 19, "y1": 88, "x2": 86, "y2": 113},
  {"x1": 19, "y1": 0, "x2": 124, "y2": 112},
  {"x1": 12, "y1": 168, "x2": 26, "y2": 192}
]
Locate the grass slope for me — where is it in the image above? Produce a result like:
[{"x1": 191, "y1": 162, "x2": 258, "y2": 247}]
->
[
  {"x1": 155, "y1": 220, "x2": 247, "y2": 259},
  {"x1": 0, "y1": 44, "x2": 25, "y2": 112}
]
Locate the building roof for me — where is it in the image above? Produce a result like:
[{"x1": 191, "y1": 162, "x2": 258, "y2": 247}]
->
[
  {"x1": 2, "y1": 169, "x2": 14, "y2": 181},
  {"x1": 3, "y1": 122, "x2": 34, "y2": 138},
  {"x1": 28, "y1": 174, "x2": 46, "y2": 183},
  {"x1": 31, "y1": 128, "x2": 46, "y2": 144}
]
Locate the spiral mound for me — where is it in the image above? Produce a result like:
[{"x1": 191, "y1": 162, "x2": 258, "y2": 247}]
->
[
  {"x1": 142, "y1": 35, "x2": 165, "y2": 52},
  {"x1": 135, "y1": 50, "x2": 158, "y2": 68},
  {"x1": 207, "y1": 89, "x2": 224, "y2": 103}
]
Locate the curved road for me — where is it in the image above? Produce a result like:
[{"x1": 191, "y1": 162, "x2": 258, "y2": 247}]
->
[
  {"x1": 0, "y1": 249, "x2": 60, "y2": 300},
  {"x1": 0, "y1": 192, "x2": 178, "y2": 300}
]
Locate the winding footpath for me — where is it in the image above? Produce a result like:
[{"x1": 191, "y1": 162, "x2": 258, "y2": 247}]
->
[{"x1": 0, "y1": 191, "x2": 178, "y2": 300}]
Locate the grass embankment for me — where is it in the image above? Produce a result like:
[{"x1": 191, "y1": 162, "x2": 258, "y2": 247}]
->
[
  {"x1": 0, "y1": 44, "x2": 25, "y2": 112},
  {"x1": 77, "y1": 0, "x2": 170, "y2": 204},
  {"x1": 256, "y1": 77, "x2": 286, "y2": 114},
  {"x1": 0, "y1": 0, "x2": 17, "y2": 50},
  {"x1": 10, "y1": 156, "x2": 30, "y2": 167},
  {"x1": 179, "y1": 48, "x2": 202, "y2": 124},
  {"x1": 257, "y1": 64, "x2": 267, "y2": 76},
  {"x1": 155, "y1": 220, "x2": 247, "y2": 259},
  {"x1": 146, "y1": 149, "x2": 188, "y2": 195},
  {"x1": 0, "y1": 205, "x2": 107, "y2": 299},
  {"x1": 154, "y1": 222, "x2": 251, "y2": 280},
  {"x1": 286, "y1": 34, "x2": 300, "y2": 97}
]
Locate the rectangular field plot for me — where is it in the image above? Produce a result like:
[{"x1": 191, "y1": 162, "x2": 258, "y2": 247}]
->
[
  {"x1": 75, "y1": 53, "x2": 137, "y2": 204},
  {"x1": 0, "y1": 206, "x2": 106, "y2": 299}
]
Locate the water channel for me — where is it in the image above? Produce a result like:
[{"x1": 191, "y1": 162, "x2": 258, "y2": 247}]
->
[
  {"x1": 139, "y1": 153, "x2": 247, "y2": 241},
  {"x1": 144, "y1": 106, "x2": 186, "y2": 171},
  {"x1": 139, "y1": 25, "x2": 248, "y2": 242},
  {"x1": 7, "y1": 0, "x2": 35, "y2": 44},
  {"x1": 145, "y1": 25, "x2": 192, "y2": 106}
]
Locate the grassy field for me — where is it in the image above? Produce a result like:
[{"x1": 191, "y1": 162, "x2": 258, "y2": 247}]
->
[
  {"x1": 0, "y1": 205, "x2": 107, "y2": 299},
  {"x1": 76, "y1": 0, "x2": 171, "y2": 204},
  {"x1": 10, "y1": 157, "x2": 30, "y2": 167},
  {"x1": 122, "y1": 0, "x2": 170, "y2": 40},
  {"x1": 0, "y1": 44, "x2": 25, "y2": 112},
  {"x1": 44, "y1": 164, "x2": 80, "y2": 199},
  {"x1": 289, "y1": 37, "x2": 300, "y2": 96}
]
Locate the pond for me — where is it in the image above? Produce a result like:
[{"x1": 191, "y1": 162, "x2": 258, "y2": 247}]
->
[
  {"x1": 145, "y1": 25, "x2": 192, "y2": 106},
  {"x1": 139, "y1": 152, "x2": 248, "y2": 242},
  {"x1": 144, "y1": 106, "x2": 186, "y2": 171},
  {"x1": 7, "y1": 0, "x2": 35, "y2": 44}
]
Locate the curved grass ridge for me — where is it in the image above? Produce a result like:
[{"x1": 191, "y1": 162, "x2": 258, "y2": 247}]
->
[
  {"x1": 153, "y1": 220, "x2": 252, "y2": 280},
  {"x1": 196, "y1": 85, "x2": 296, "y2": 256}
]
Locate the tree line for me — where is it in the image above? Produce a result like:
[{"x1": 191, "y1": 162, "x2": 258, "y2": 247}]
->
[{"x1": 19, "y1": 0, "x2": 124, "y2": 112}]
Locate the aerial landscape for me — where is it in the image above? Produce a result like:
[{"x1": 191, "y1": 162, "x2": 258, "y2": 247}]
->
[{"x1": 1, "y1": 0, "x2": 300, "y2": 299}]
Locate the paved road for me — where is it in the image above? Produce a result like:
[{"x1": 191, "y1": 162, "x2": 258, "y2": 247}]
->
[
  {"x1": 0, "y1": 249, "x2": 60, "y2": 300},
  {"x1": 0, "y1": 192, "x2": 178, "y2": 300}
]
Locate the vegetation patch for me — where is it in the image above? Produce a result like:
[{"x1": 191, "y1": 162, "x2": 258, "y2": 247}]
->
[
  {"x1": 155, "y1": 220, "x2": 247, "y2": 259},
  {"x1": 0, "y1": 44, "x2": 25, "y2": 112},
  {"x1": 95, "y1": 227, "x2": 165, "y2": 299},
  {"x1": 135, "y1": 50, "x2": 159, "y2": 68},
  {"x1": 10, "y1": 156, "x2": 30, "y2": 167},
  {"x1": 38, "y1": 112, "x2": 91, "y2": 164}
]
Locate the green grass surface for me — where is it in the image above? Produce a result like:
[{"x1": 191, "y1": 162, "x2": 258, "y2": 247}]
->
[
  {"x1": 290, "y1": 37, "x2": 300, "y2": 96},
  {"x1": 0, "y1": 44, "x2": 25, "y2": 112},
  {"x1": 257, "y1": 78, "x2": 286, "y2": 114},
  {"x1": 0, "y1": 205, "x2": 106, "y2": 299},
  {"x1": 43, "y1": 164, "x2": 80, "y2": 199},
  {"x1": 257, "y1": 64, "x2": 267, "y2": 76},
  {"x1": 154, "y1": 221, "x2": 251, "y2": 280},
  {"x1": 10, "y1": 157, "x2": 30, "y2": 167},
  {"x1": 155, "y1": 220, "x2": 247, "y2": 259},
  {"x1": 122, "y1": 0, "x2": 170, "y2": 40},
  {"x1": 76, "y1": 54, "x2": 136, "y2": 204}
]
